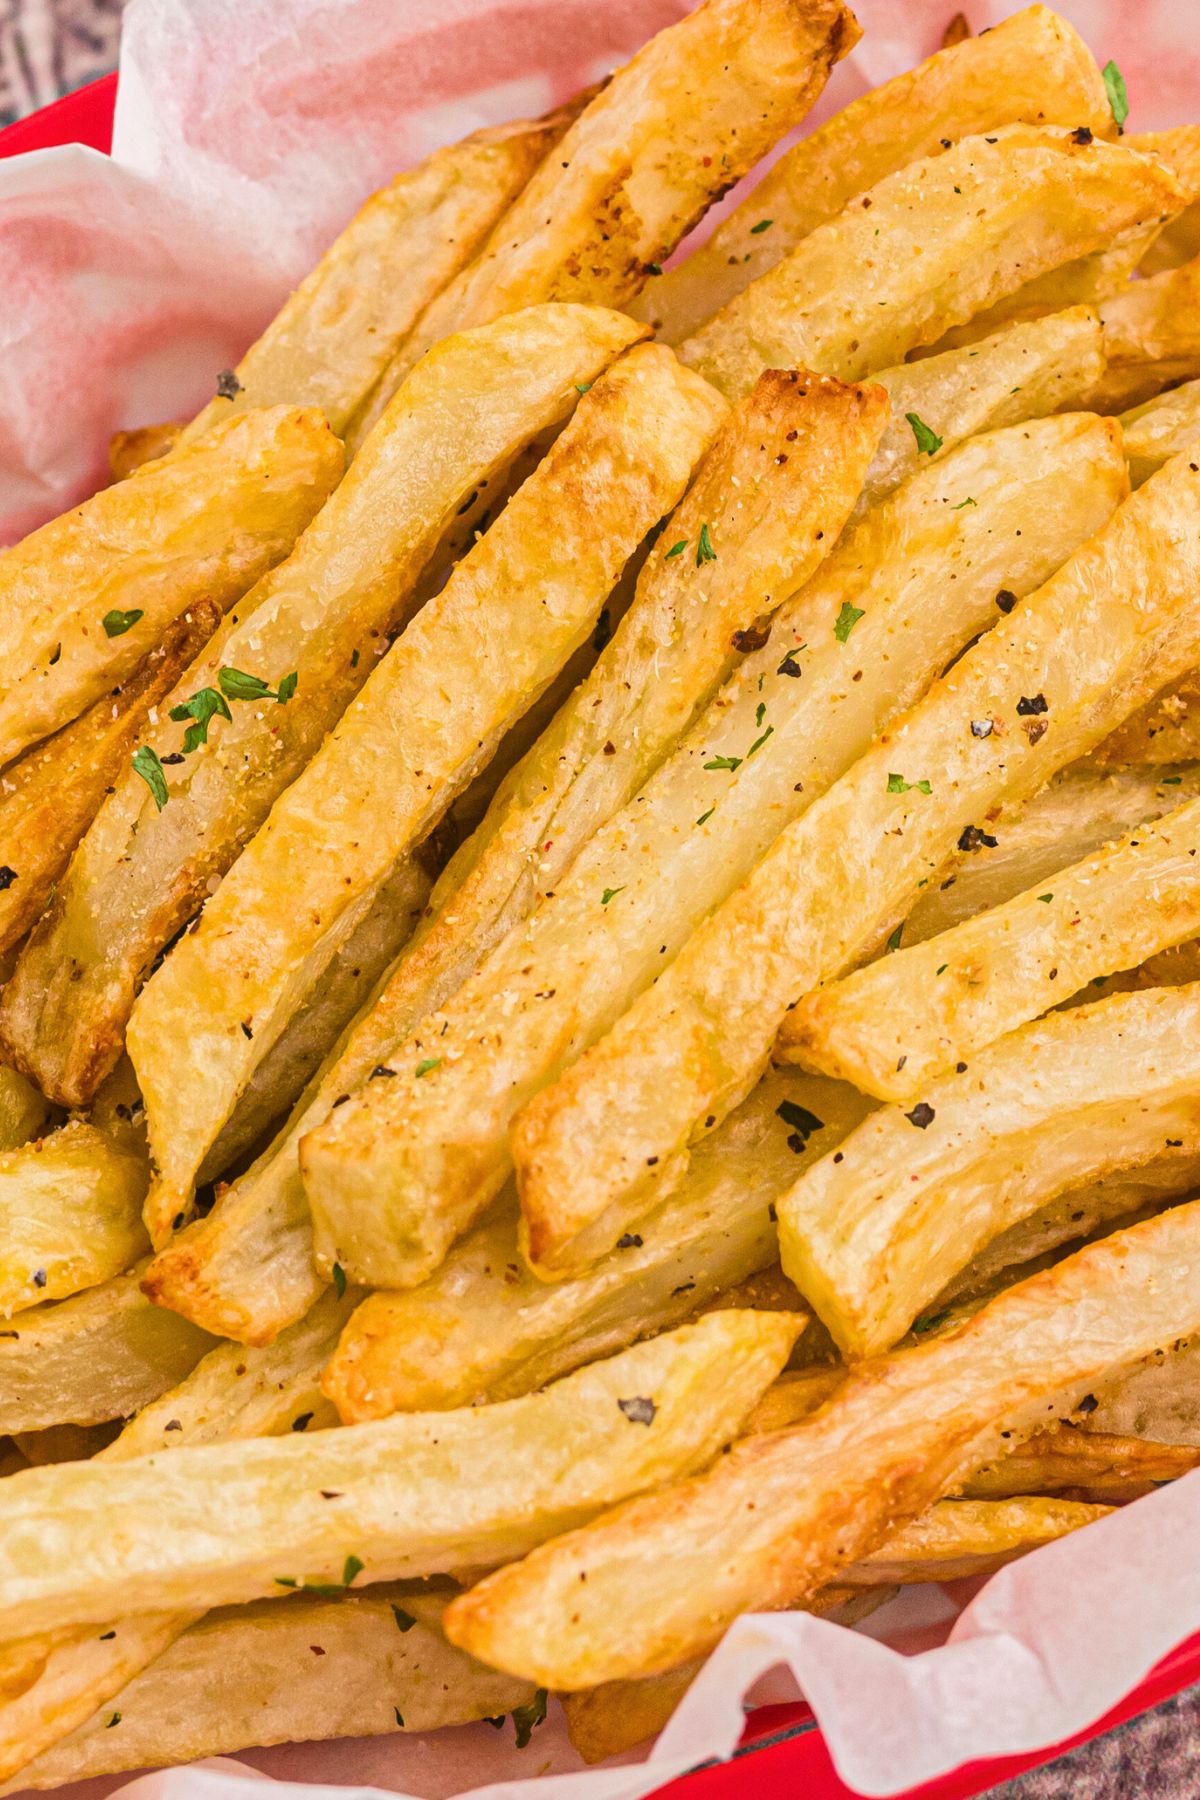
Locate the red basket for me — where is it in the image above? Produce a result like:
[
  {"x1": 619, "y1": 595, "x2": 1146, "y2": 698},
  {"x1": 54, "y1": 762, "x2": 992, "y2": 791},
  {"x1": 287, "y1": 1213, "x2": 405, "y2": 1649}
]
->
[{"x1": 4, "y1": 68, "x2": 1200, "y2": 1800}]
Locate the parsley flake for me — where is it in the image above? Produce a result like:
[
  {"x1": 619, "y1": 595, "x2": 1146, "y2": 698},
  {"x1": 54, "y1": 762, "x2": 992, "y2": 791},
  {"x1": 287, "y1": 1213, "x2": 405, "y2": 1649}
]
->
[
  {"x1": 695, "y1": 807, "x2": 715, "y2": 826},
  {"x1": 905, "y1": 412, "x2": 943, "y2": 456},
  {"x1": 601, "y1": 886, "x2": 625, "y2": 905},
  {"x1": 1038, "y1": 893, "x2": 1054, "y2": 903},
  {"x1": 574, "y1": 382, "x2": 592, "y2": 395},
  {"x1": 170, "y1": 685, "x2": 232, "y2": 752},
  {"x1": 696, "y1": 523, "x2": 717, "y2": 565},
  {"x1": 834, "y1": 602, "x2": 864, "y2": 643},
  {"x1": 951, "y1": 497, "x2": 976, "y2": 510},
  {"x1": 749, "y1": 218, "x2": 773, "y2": 234},
  {"x1": 395, "y1": 1707, "x2": 406, "y2": 1728},
  {"x1": 415, "y1": 1057, "x2": 441, "y2": 1077},
  {"x1": 102, "y1": 608, "x2": 144, "y2": 638},
  {"x1": 886, "y1": 924, "x2": 903, "y2": 952},
  {"x1": 912, "y1": 1306, "x2": 951, "y2": 1334},
  {"x1": 704, "y1": 754, "x2": 742, "y2": 772},
  {"x1": 887, "y1": 773, "x2": 932, "y2": 795},
  {"x1": 132, "y1": 745, "x2": 169, "y2": 811},
  {"x1": 665, "y1": 539, "x2": 688, "y2": 560},
  {"x1": 331, "y1": 1262, "x2": 347, "y2": 1298},
  {"x1": 218, "y1": 667, "x2": 295, "y2": 705},
  {"x1": 747, "y1": 724, "x2": 774, "y2": 757},
  {"x1": 392, "y1": 1605, "x2": 417, "y2": 1633},
  {"x1": 1102, "y1": 60, "x2": 1129, "y2": 132},
  {"x1": 512, "y1": 1690, "x2": 549, "y2": 1748}
]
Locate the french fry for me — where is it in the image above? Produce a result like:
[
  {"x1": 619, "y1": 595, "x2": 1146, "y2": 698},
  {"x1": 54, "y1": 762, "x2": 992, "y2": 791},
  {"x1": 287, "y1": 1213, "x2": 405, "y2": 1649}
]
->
[
  {"x1": 175, "y1": 107, "x2": 579, "y2": 451},
  {"x1": 305, "y1": 411, "x2": 1127, "y2": 1287},
  {"x1": 0, "y1": 1070, "x2": 46, "y2": 1155},
  {"x1": 0, "y1": 407, "x2": 342, "y2": 768},
  {"x1": 509, "y1": 450, "x2": 1200, "y2": 1273},
  {"x1": 901, "y1": 764, "x2": 1200, "y2": 944},
  {"x1": 0, "y1": 304, "x2": 644, "y2": 1110},
  {"x1": 967, "y1": 1426, "x2": 1200, "y2": 1503},
  {"x1": 783, "y1": 796, "x2": 1200, "y2": 1100},
  {"x1": 780, "y1": 985, "x2": 1200, "y2": 1358},
  {"x1": 348, "y1": 0, "x2": 860, "y2": 443},
  {"x1": 0, "y1": 1265, "x2": 214, "y2": 1435},
  {"x1": 323, "y1": 1070, "x2": 863, "y2": 1423},
  {"x1": 106, "y1": 421, "x2": 182, "y2": 481},
  {"x1": 1088, "y1": 253, "x2": 1200, "y2": 411},
  {"x1": 859, "y1": 308, "x2": 1105, "y2": 517},
  {"x1": 1118, "y1": 378, "x2": 1200, "y2": 489},
  {"x1": 1083, "y1": 1337, "x2": 1200, "y2": 1446},
  {"x1": 8, "y1": 1588, "x2": 535, "y2": 1791},
  {"x1": 677, "y1": 127, "x2": 1183, "y2": 400},
  {"x1": 1134, "y1": 126, "x2": 1200, "y2": 274},
  {"x1": 632, "y1": 4, "x2": 1111, "y2": 343},
  {"x1": 443, "y1": 1202, "x2": 1200, "y2": 1687},
  {"x1": 1087, "y1": 672, "x2": 1200, "y2": 769},
  {"x1": 145, "y1": 366, "x2": 885, "y2": 1339},
  {"x1": 129, "y1": 347, "x2": 726, "y2": 1236},
  {"x1": 0, "y1": 1310, "x2": 799, "y2": 1638},
  {"x1": 0, "y1": 1123, "x2": 149, "y2": 1318},
  {"x1": 0, "y1": 603, "x2": 221, "y2": 961}
]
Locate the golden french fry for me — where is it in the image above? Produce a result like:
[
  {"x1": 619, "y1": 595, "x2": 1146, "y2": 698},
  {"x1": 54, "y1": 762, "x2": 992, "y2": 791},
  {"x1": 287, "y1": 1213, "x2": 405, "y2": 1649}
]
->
[
  {"x1": 323, "y1": 1070, "x2": 860, "y2": 1423},
  {"x1": 0, "y1": 1070, "x2": 46, "y2": 1156},
  {"x1": 349, "y1": 0, "x2": 860, "y2": 442},
  {"x1": 633, "y1": 4, "x2": 1111, "y2": 343},
  {"x1": 175, "y1": 106, "x2": 578, "y2": 451},
  {"x1": 968, "y1": 1425, "x2": 1200, "y2": 1503},
  {"x1": 784, "y1": 796, "x2": 1200, "y2": 1099},
  {"x1": 1118, "y1": 378, "x2": 1200, "y2": 488},
  {"x1": 0, "y1": 1265, "x2": 213, "y2": 1436},
  {"x1": 780, "y1": 985, "x2": 1200, "y2": 1358},
  {"x1": 859, "y1": 307, "x2": 1105, "y2": 516},
  {"x1": 901, "y1": 764, "x2": 1200, "y2": 944},
  {"x1": 106, "y1": 421, "x2": 182, "y2": 481},
  {"x1": 0, "y1": 408, "x2": 342, "y2": 769},
  {"x1": 1088, "y1": 254, "x2": 1200, "y2": 411},
  {"x1": 677, "y1": 127, "x2": 1183, "y2": 400},
  {"x1": 9, "y1": 1588, "x2": 535, "y2": 1791},
  {"x1": 0, "y1": 1310, "x2": 799, "y2": 1638},
  {"x1": 1083, "y1": 1336, "x2": 1200, "y2": 1446},
  {"x1": 509, "y1": 450, "x2": 1200, "y2": 1273},
  {"x1": 0, "y1": 1123, "x2": 148, "y2": 1319},
  {"x1": 130, "y1": 347, "x2": 725, "y2": 1238},
  {"x1": 443, "y1": 1202, "x2": 1200, "y2": 1688},
  {"x1": 306, "y1": 410, "x2": 1126, "y2": 1288},
  {"x1": 0, "y1": 603, "x2": 222, "y2": 961},
  {"x1": 1087, "y1": 673, "x2": 1200, "y2": 769},
  {"x1": 1134, "y1": 126, "x2": 1200, "y2": 274},
  {"x1": 145, "y1": 365, "x2": 885, "y2": 1339},
  {"x1": 0, "y1": 305, "x2": 644, "y2": 1111}
]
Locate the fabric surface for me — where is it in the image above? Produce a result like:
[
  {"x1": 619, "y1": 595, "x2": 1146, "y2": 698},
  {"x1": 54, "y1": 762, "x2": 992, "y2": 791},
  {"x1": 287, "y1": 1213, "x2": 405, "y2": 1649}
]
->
[{"x1": 0, "y1": 0, "x2": 1194, "y2": 1796}]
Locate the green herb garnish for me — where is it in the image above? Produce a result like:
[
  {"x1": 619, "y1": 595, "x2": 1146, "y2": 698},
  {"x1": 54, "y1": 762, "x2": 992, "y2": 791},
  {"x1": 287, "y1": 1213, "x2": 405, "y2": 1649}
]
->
[
  {"x1": 905, "y1": 412, "x2": 943, "y2": 456},
  {"x1": 749, "y1": 218, "x2": 773, "y2": 235},
  {"x1": 696, "y1": 522, "x2": 717, "y2": 565},
  {"x1": 601, "y1": 886, "x2": 625, "y2": 905},
  {"x1": 887, "y1": 773, "x2": 932, "y2": 795},
  {"x1": 132, "y1": 745, "x2": 169, "y2": 811},
  {"x1": 331, "y1": 1262, "x2": 347, "y2": 1298},
  {"x1": 1102, "y1": 59, "x2": 1129, "y2": 132},
  {"x1": 704, "y1": 754, "x2": 742, "y2": 772},
  {"x1": 102, "y1": 609, "x2": 144, "y2": 638},
  {"x1": 170, "y1": 685, "x2": 232, "y2": 752},
  {"x1": 415, "y1": 1057, "x2": 441, "y2": 1077},
  {"x1": 512, "y1": 1689, "x2": 549, "y2": 1748},
  {"x1": 834, "y1": 602, "x2": 864, "y2": 643}
]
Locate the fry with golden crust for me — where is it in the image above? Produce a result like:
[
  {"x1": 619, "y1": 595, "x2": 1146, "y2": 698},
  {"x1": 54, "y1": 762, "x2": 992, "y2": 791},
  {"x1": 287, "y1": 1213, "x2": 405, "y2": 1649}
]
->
[
  {"x1": 0, "y1": 408, "x2": 342, "y2": 768},
  {"x1": 129, "y1": 347, "x2": 725, "y2": 1238},
  {"x1": 509, "y1": 449, "x2": 1200, "y2": 1274},
  {"x1": 1117, "y1": 378, "x2": 1200, "y2": 489},
  {"x1": 0, "y1": 1123, "x2": 148, "y2": 1319},
  {"x1": 1134, "y1": 126, "x2": 1200, "y2": 274},
  {"x1": 784, "y1": 796, "x2": 1200, "y2": 1099},
  {"x1": 443, "y1": 1202, "x2": 1200, "y2": 1688},
  {"x1": 1089, "y1": 253, "x2": 1200, "y2": 411},
  {"x1": 780, "y1": 985, "x2": 1200, "y2": 1358},
  {"x1": 0, "y1": 1070, "x2": 47, "y2": 1156},
  {"x1": 304, "y1": 412, "x2": 1126, "y2": 1288},
  {"x1": 0, "y1": 604, "x2": 221, "y2": 961},
  {"x1": 106, "y1": 421, "x2": 181, "y2": 481},
  {"x1": 967, "y1": 1426, "x2": 1200, "y2": 1504},
  {"x1": 677, "y1": 127, "x2": 1183, "y2": 400},
  {"x1": 633, "y1": 4, "x2": 1111, "y2": 343},
  {"x1": 0, "y1": 305, "x2": 643, "y2": 1111},
  {"x1": 349, "y1": 0, "x2": 860, "y2": 442},
  {"x1": 0, "y1": 1311, "x2": 799, "y2": 1639}
]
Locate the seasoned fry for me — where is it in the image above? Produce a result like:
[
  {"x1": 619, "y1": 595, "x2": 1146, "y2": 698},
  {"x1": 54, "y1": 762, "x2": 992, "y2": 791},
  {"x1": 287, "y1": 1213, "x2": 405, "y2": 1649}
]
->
[
  {"x1": 145, "y1": 366, "x2": 885, "y2": 1339},
  {"x1": 677, "y1": 127, "x2": 1183, "y2": 399},
  {"x1": 780, "y1": 986, "x2": 1200, "y2": 1358},
  {"x1": 8, "y1": 1588, "x2": 535, "y2": 1791},
  {"x1": 0, "y1": 407, "x2": 342, "y2": 767},
  {"x1": 306, "y1": 412, "x2": 1126, "y2": 1286},
  {"x1": 859, "y1": 308, "x2": 1105, "y2": 517},
  {"x1": 784, "y1": 797, "x2": 1200, "y2": 1099},
  {"x1": 967, "y1": 1426, "x2": 1200, "y2": 1503},
  {"x1": 0, "y1": 1123, "x2": 148, "y2": 1318},
  {"x1": 0, "y1": 1265, "x2": 214, "y2": 1435},
  {"x1": 0, "y1": 1070, "x2": 46, "y2": 1155},
  {"x1": 633, "y1": 4, "x2": 1112, "y2": 343},
  {"x1": 1134, "y1": 126, "x2": 1200, "y2": 274},
  {"x1": 323, "y1": 1071, "x2": 862, "y2": 1422},
  {"x1": 1118, "y1": 378, "x2": 1200, "y2": 489},
  {"x1": 349, "y1": 0, "x2": 859, "y2": 441},
  {"x1": 1088, "y1": 672, "x2": 1200, "y2": 769},
  {"x1": 1089, "y1": 253, "x2": 1200, "y2": 411},
  {"x1": 106, "y1": 421, "x2": 182, "y2": 481},
  {"x1": 0, "y1": 1311, "x2": 798, "y2": 1638},
  {"x1": 510, "y1": 451, "x2": 1200, "y2": 1271},
  {"x1": 0, "y1": 305, "x2": 643, "y2": 1110},
  {"x1": 0, "y1": 604, "x2": 221, "y2": 961},
  {"x1": 130, "y1": 347, "x2": 725, "y2": 1236},
  {"x1": 176, "y1": 108, "x2": 578, "y2": 450},
  {"x1": 1084, "y1": 1337, "x2": 1200, "y2": 1447},
  {"x1": 444, "y1": 1203, "x2": 1200, "y2": 1687}
]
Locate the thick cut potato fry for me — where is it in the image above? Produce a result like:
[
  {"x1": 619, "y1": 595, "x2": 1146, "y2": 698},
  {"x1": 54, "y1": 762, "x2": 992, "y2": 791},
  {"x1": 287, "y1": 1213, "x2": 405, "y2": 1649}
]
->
[
  {"x1": 510, "y1": 450, "x2": 1200, "y2": 1271},
  {"x1": 901, "y1": 765, "x2": 1200, "y2": 944},
  {"x1": 1087, "y1": 670, "x2": 1200, "y2": 769},
  {"x1": 1084, "y1": 1338, "x2": 1200, "y2": 1447},
  {"x1": 350, "y1": 0, "x2": 859, "y2": 442},
  {"x1": 859, "y1": 308, "x2": 1105, "y2": 517},
  {"x1": 1088, "y1": 254, "x2": 1200, "y2": 412},
  {"x1": 130, "y1": 348, "x2": 725, "y2": 1237},
  {"x1": 0, "y1": 306, "x2": 643, "y2": 1111},
  {"x1": 444, "y1": 1203, "x2": 1200, "y2": 1687},
  {"x1": 9, "y1": 1588, "x2": 534, "y2": 1791},
  {"x1": 0, "y1": 1070, "x2": 46, "y2": 1155},
  {"x1": 0, "y1": 1124, "x2": 148, "y2": 1319},
  {"x1": 1133, "y1": 126, "x2": 1200, "y2": 275},
  {"x1": 305, "y1": 411, "x2": 1126, "y2": 1286},
  {"x1": 175, "y1": 109, "x2": 576, "y2": 451},
  {"x1": 0, "y1": 408, "x2": 342, "y2": 769},
  {"x1": 0, "y1": 1265, "x2": 214, "y2": 1435},
  {"x1": 780, "y1": 985, "x2": 1200, "y2": 1358},
  {"x1": 677, "y1": 127, "x2": 1183, "y2": 400},
  {"x1": 785, "y1": 796, "x2": 1200, "y2": 1099},
  {"x1": 967, "y1": 1426, "x2": 1200, "y2": 1503},
  {"x1": 145, "y1": 367, "x2": 884, "y2": 1339},
  {"x1": 106, "y1": 421, "x2": 182, "y2": 481},
  {"x1": 0, "y1": 604, "x2": 221, "y2": 961},
  {"x1": 324, "y1": 1071, "x2": 859, "y2": 1422},
  {"x1": 632, "y1": 4, "x2": 1111, "y2": 343},
  {"x1": 0, "y1": 1310, "x2": 798, "y2": 1638},
  {"x1": 1119, "y1": 378, "x2": 1200, "y2": 489}
]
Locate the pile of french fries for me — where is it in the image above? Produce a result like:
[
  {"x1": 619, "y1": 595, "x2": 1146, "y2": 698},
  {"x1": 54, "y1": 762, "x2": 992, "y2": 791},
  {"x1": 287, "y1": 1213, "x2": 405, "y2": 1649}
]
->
[{"x1": 7, "y1": 0, "x2": 1200, "y2": 1782}]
